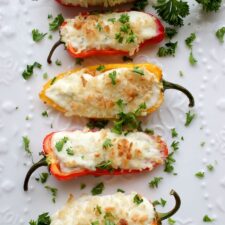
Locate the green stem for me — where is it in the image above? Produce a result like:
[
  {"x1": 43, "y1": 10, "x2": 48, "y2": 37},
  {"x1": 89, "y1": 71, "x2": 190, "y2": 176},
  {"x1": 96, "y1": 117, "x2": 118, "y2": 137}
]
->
[
  {"x1": 157, "y1": 190, "x2": 181, "y2": 221},
  {"x1": 163, "y1": 79, "x2": 195, "y2": 107},
  {"x1": 47, "y1": 40, "x2": 63, "y2": 64},
  {"x1": 23, "y1": 157, "x2": 48, "y2": 192}
]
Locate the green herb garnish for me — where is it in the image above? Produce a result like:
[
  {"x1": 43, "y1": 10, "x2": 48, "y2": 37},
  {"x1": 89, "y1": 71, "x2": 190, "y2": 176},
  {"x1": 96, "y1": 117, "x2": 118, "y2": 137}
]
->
[
  {"x1": 23, "y1": 136, "x2": 32, "y2": 156},
  {"x1": 171, "y1": 128, "x2": 178, "y2": 138},
  {"x1": 117, "y1": 188, "x2": 125, "y2": 193},
  {"x1": 35, "y1": 173, "x2": 49, "y2": 184},
  {"x1": 196, "y1": 0, "x2": 222, "y2": 12},
  {"x1": 32, "y1": 29, "x2": 47, "y2": 42},
  {"x1": 91, "y1": 182, "x2": 104, "y2": 195},
  {"x1": 171, "y1": 141, "x2": 179, "y2": 151},
  {"x1": 189, "y1": 51, "x2": 197, "y2": 65},
  {"x1": 133, "y1": 194, "x2": 143, "y2": 205},
  {"x1": 108, "y1": 71, "x2": 117, "y2": 85},
  {"x1": 66, "y1": 147, "x2": 74, "y2": 156},
  {"x1": 22, "y1": 62, "x2": 42, "y2": 80},
  {"x1": 42, "y1": 111, "x2": 48, "y2": 117},
  {"x1": 203, "y1": 215, "x2": 214, "y2": 222},
  {"x1": 132, "y1": 67, "x2": 144, "y2": 76},
  {"x1": 185, "y1": 111, "x2": 196, "y2": 126},
  {"x1": 45, "y1": 185, "x2": 58, "y2": 203},
  {"x1": 49, "y1": 14, "x2": 64, "y2": 31},
  {"x1": 29, "y1": 212, "x2": 51, "y2": 225},
  {"x1": 215, "y1": 27, "x2": 225, "y2": 43},
  {"x1": 185, "y1": 33, "x2": 196, "y2": 49},
  {"x1": 165, "y1": 27, "x2": 177, "y2": 39},
  {"x1": 55, "y1": 137, "x2": 69, "y2": 152},
  {"x1": 195, "y1": 171, "x2": 205, "y2": 178},
  {"x1": 157, "y1": 42, "x2": 178, "y2": 57},
  {"x1": 103, "y1": 139, "x2": 113, "y2": 149},
  {"x1": 87, "y1": 119, "x2": 108, "y2": 129}
]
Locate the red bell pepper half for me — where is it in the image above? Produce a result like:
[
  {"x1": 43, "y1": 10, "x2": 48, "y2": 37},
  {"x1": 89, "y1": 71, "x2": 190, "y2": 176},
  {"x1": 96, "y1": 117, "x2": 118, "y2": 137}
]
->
[
  {"x1": 47, "y1": 11, "x2": 164, "y2": 63},
  {"x1": 23, "y1": 131, "x2": 168, "y2": 191}
]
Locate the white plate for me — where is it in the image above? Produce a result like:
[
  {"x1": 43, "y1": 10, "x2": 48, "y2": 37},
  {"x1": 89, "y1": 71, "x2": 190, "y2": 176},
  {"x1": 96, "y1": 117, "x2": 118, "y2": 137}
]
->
[{"x1": 0, "y1": 0, "x2": 225, "y2": 224}]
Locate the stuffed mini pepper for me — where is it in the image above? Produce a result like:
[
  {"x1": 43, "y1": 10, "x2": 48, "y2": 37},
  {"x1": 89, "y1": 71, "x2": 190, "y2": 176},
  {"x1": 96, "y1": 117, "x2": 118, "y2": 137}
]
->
[
  {"x1": 24, "y1": 129, "x2": 168, "y2": 191},
  {"x1": 40, "y1": 63, "x2": 194, "y2": 119},
  {"x1": 30, "y1": 190, "x2": 181, "y2": 225},
  {"x1": 47, "y1": 11, "x2": 164, "y2": 62}
]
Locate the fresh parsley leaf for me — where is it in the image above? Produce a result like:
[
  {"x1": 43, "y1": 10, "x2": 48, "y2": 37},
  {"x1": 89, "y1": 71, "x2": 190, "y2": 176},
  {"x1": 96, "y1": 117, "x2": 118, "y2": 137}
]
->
[
  {"x1": 132, "y1": 67, "x2": 145, "y2": 76},
  {"x1": 149, "y1": 177, "x2": 163, "y2": 188},
  {"x1": 108, "y1": 18, "x2": 116, "y2": 23},
  {"x1": 171, "y1": 141, "x2": 179, "y2": 151},
  {"x1": 91, "y1": 221, "x2": 99, "y2": 225},
  {"x1": 80, "y1": 183, "x2": 86, "y2": 190},
  {"x1": 50, "y1": 77, "x2": 57, "y2": 85},
  {"x1": 189, "y1": 51, "x2": 197, "y2": 65},
  {"x1": 75, "y1": 58, "x2": 84, "y2": 65},
  {"x1": 196, "y1": 0, "x2": 222, "y2": 12},
  {"x1": 103, "y1": 139, "x2": 113, "y2": 149},
  {"x1": 96, "y1": 160, "x2": 113, "y2": 171},
  {"x1": 96, "y1": 65, "x2": 105, "y2": 71},
  {"x1": 185, "y1": 111, "x2": 196, "y2": 126},
  {"x1": 152, "y1": 198, "x2": 167, "y2": 207},
  {"x1": 55, "y1": 59, "x2": 62, "y2": 66},
  {"x1": 45, "y1": 185, "x2": 58, "y2": 203},
  {"x1": 96, "y1": 23, "x2": 103, "y2": 32},
  {"x1": 108, "y1": 71, "x2": 117, "y2": 85},
  {"x1": 22, "y1": 62, "x2": 42, "y2": 80},
  {"x1": 119, "y1": 14, "x2": 130, "y2": 24},
  {"x1": 66, "y1": 147, "x2": 74, "y2": 156},
  {"x1": 55, "y1": 137, "x2": 69, "y2": 152},
  {"x1": 195, "y1": 171, "x2": 205, "y2": 178},
  {"x1": 144, "y1": 128, "x2": 155, "y2": 135},
  {"x1": 171, "y1": 128, "x2": 178, "y2": 138},
  {"x1": 91, "y1": 182, "x2": 104, "y2": 195},
  {"x1": 185, "y1": 33, "x2": 196, "y2": 49},
  {"x1": 96, "y1": 205, "x2": 102, "y2": 214},
  {"x1": 116, "y1": 99, "x2": 126, "y2": 112},
  {"x1": 168, "y1": 218, "x2": 176, "y2": 225},
  {"x1": 203, "y1": 215, "x2": 214, "y2": 222},
  {"x1": 132, "y1": 0, "x2": 148, "y2": 10},
  {"x1": 157, "y1": 42, "x2": 178, "y2": 57},
  {"x1": 133, "y1": 194, "x2": 143, "y2": 205},
  {"x1": 117, "y1": 188, "x2": 125, "y2": 193},
  {"x1": 165, "y1": 27, "x2": 177, "y2": 39},
  {"x1": 42, "y1": 111, "x2": 48, "y2": 117},
  {"x1": 154, "y1": 0, "x2": 190, "y2": 26},
  {"x1": 23, "y1": 136, "x2": 32, "y2": 156},
  {"x1": 215, "y1": 27, "x2": 225, "y2": 43},
  {"x1": 87, "y1": 119, "x2": 109, "y2": 129},
  {"x1": 49, "y1": 14, "x2": 64, "y2": 31},
  {"x1": 32, "y1": 29, "x2": 47, "y2": 42},
  {"x1": 207, "y1": 164, "x2": 214, "y2": 171},
  {"x1": 48, "y1": 34, "x2": 53, "y2": 40},
  {"x1": 29, "y1": 212, "x2": 51, "y2": 225},
  {"x1": 200, "y1": 142, "x2": 206, "y2": 147},
  {"x1": 164, "y1": 152, "x2": 176, "y2": 173},
  {"x1": 135, "y1": 102, "x2": 147, "y2": 116},
  {"x1": 36, "y1": 173, "x2": 49, "y2": 184}
]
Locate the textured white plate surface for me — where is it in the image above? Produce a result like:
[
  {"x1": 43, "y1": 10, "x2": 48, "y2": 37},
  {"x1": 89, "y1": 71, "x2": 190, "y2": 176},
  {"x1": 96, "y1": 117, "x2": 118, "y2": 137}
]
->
[{"x1": 0, "y1": 0, "x2": 225, "y2": 224}]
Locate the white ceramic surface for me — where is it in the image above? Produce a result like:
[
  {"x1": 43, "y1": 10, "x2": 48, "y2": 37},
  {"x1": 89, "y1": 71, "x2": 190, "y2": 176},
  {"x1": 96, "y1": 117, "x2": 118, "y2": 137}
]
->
[{"x1": 0, "y1": 0, "x2": 225, "y2": 224}]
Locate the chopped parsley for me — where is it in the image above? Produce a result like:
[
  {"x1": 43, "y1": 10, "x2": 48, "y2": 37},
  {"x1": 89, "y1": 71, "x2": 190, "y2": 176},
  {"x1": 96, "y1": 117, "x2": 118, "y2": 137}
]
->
[
  {"x1": 200, "y1": 142, "x2": 206, "y2": 147},
  {"x1": 32, "y1": 29, "x2": 47, "y2": 42},
  {"x1": 75, "y1": 58, "x2": 84, "y2": 65},
  {"x1": 96, "y1": 23, "x2": 103, "y2": 32},
  {"x1": 91, "y1": 182, "x2": 104, "y2": 195},
  {"x1": 35, "y1": 172, "x2": 49, "y2": 184},
  {"x1": 171, "y1": 128, "x2": 178, "y2": 138},
  {"x1": 119, "y1": 14, "x2": 130, "y2": 24},
  {"x1": 171, "y1": 141, "x2": 179, "y2": 151},
  {"x1": 144, "y1": 128, "x2": 155, "y2": 135},
  {"x1": 116, "y1": 99, "x2": 126, "y2": 112},
  {"x1": 165, "y1": 27, "x2": 177, "y2": 39},
  {"x1": 22, "y1": 136, "x2": 32, "y2": 156},
  {"x1": 55, "y1": 137, "x2": 69, "y2": 152},
  {"x1": 149, "y1": 177, "x2": 163, "y2": 188},
  {"x1": 87, "y1": 119, "x2": 109, "y2": 129},
  {"x1": 215, "y1": 27, "x2": 225, "y2": 43},
  {"x1": 50, "y1": 77, "x2": 57, "y2": 85},
  {"x1": 55, "y1": 59, "x2": 62, "y2": 66},
  {"x1": 49, "y1": 14, "x2": 64, "y2": 31},
  {"x1": 48, "y1": 34, "x2": 53, "y2": 40},
  {"x1": 133, "y1": 194, "x2": 143, "y2": 205},
  {"x1": 103, "y1": 139, "x2": 113, "y2": 149},
  {"x1": 157, "y1": 42, "x2": 178, "y2": 57},
  {"x1": 152, "y1": 198, "x2": 167, "y2": 207},
  {"x1": 185, "y1": 111, "x2": 196, "y2": 126},
  {"x1": 80, "y1": 183, "x2": 86, "y2": 190},
  {"x1": 91, "y1": 221, "x2": 99, "y2": 225},
  {"x1": 66, "y1": 147, "x2": 74, "y2": 156},
  {"x1": 207, "y1": 164, "x2": 214, "y2": 171},
  {"x1": 22, "y1": 62, "x2": 42, "y2": 80},
  {"x1": 96, "y1": 65, "x2": 105, "y2": 71},
  {"x1": 108, "y1": 18, "x2": 116, "y2": 23},
  {"x1": 96, "y1": 161, "x2": 113, "y2": 171},
  {"x1": 132, "y1": 67, "x2": 145, "y2": 76},
  {"x1": 117, "y1": 188, "x2": 125, "y2": 193},
  {"x1": 96, "y1": 205, "x2": 102, "y2": 214},
  {"x1": 185, "y1": 33, "x2": 196, "y2": 49},
  {"x1": 108, "y1": 71, "x2": 117, "y2": 85},
  {"x1": 48, "y1": 14, "x2": 53, "y2": 19},
  {"x1": 168, "y1": 218, "x2": 176, "y2": 225},
  {"x1": 45, "y1": 185, "x2": 58, "y2": 203},
  {"x1": 29, "y1": 212, "x2": 51, "y2": 225},
  {"x1": 164, "y1": 152, "x2": 176, "y2": 173},
  {"x1": 189, "y1": 51, "x2": 197, "y2": 65},
  {"x1": 203, "y1": 215, "x2": 214, "y2": 222},
  {"x1": 196, "y1": 0, "x2": 222, "y2": 12},
  {"x1": 195, "y1": 171, "x2": 205, "y2": 178},
  {"x1": 42, "y1": 111, "x2": 48, "y2": 117},
  {"x1": 132, "y1": 0, "x2": 148, "y2": 11},
  {"x1": 153, "y1": 0, "x2": 189, "y2": 26}
]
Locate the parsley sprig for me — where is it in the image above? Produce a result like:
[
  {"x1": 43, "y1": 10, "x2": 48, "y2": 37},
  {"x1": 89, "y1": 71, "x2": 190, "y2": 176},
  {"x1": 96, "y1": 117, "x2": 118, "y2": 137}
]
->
[{"x1": 32, "y1": 29, "x2": 47, "y2": 42}]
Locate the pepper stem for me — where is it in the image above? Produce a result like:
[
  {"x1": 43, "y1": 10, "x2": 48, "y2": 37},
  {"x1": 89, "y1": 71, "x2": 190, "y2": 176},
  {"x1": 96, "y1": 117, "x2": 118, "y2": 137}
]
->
[
  {"x1": 23, "y1": 157, "x2": 48, "y2": 192},
  {"x1": 163, "y1": 79, "x2": 195, "y2": 107},
  {"x1": 47, "y1": 40, "x2": 63, "y2": 64},
  {"x1": 157, "y1": 190, "x2": 181, "y2": 221}
]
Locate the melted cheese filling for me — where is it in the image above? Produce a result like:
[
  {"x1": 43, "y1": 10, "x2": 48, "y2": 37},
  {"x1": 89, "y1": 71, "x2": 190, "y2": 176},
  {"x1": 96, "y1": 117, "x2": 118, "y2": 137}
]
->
[
  {"x1": 45, "y1": 67, "x2": 162, "y2": 118},
  {"x1": 60, "y1": 11, "x2": 158, "y2": 55},
  {"x1": 51, "y1": 192, "x2": 156, "y2": 225},
  {"x1": 51, "y1": 129, "x2": 165, "y2": 172},
  {"x1": 60, "y1": 0, "x2": 133, "y2": 6}
]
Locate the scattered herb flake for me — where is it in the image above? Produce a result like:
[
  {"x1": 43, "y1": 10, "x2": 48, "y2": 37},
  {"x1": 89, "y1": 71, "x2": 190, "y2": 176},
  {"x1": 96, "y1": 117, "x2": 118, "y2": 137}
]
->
[
  {"x1": 49, "y1": 14, "x2": 64, "y2": 31},
  {"x1": 43, "y1": 72, "x2": 48, "y2": 79},
  {"x1": 96, "y1": 161, "x2": 113, "y2": 171},
  {"x1": 132, "y1": 67, "x2": 145, "y2": 76},
  {"x1": 36, "y1": 172, "x2": 49, "y2": 184},
  {"x1": 165, "y1": 27, "x2": 177, "y2": 39},
  {"x1": 195, "y1": 171, "x2": 205, "y2": 178},
  {"x1": 87, "y1": 119, "x2": 109, "y2": 129},
  {"x1": 201, "y1": 142, "x2": 206, "y2": 147},
  {"x1": 203, "y1": 215, "x2": 214, "y2": 222},
  {"x1": 32, "y1": 29, "x2": 47, "y2": 42},
  {"x1": 164, "y1": 152, "x2": 176, "y2": 173},
  {"x1": 103, "y1": 139, "x2": 113, "y2": 149},
  {"x1": 185, "y1": 111, "x2": 196, "y2": 127},
  {"x1": 80, "y1": 183, "x2": 86, "y2": 190},
  {"x1": 96, "y1": 65, "x2": 105, "y2": 71},
  {"x1": 66, "y1": 147, "x2": 74, "y2": 156},
  {"x1": 29, "y1": 212, "x2": 51, "y2": 225},
  {"x1": 45, "y1": 185, "x2": 58, "y2": 203},
  {"x1": 215, "y1": 27, "x2": 225, "y2": 43},
  {"x1": 168, "y1": 218, "x2": 176, "y2": 225},
  {"x1": 157, "y1": 42, "x2": 178, "y2": 57},
  {"x1": 91, "y1": 182, "x2": 104, "y2": 195},
  {"x1": 108, "y1": 71, "x2": 117, "y2": 85},
  {"x1": 117, "y1": 188, "x2": 125, "y2": 193},
  {"x1": 50, "y1": 77, "x2": 57, "y2": 85},
  {"x1": 22, "y1": 62, "x2": 42, "y2": 80},
  {"x1": 153, "y1": 198, "x2": 167, "y2": 207},
  {"x1": 196, "y1": 0, "x2": 222, "y2": 12},
  {"x1": 133, "y1": 194, "x2": 143, "y2": 205},
  {"x1": 132, "y1": 0, "x2": 148, "y2": 11},
  {"x1": 55, "y1": 137, "x2": 69, "y2": 152},
  {"x1": 189, "y1": 51, "x2": 198, "y2": 65},
  {"x1": 42, "y1": 111, "x2": 48, "y2": 117},
  {"x1": 207, "y1": 164, "x2": 214, "y2": 171},
  {"x1": 75, "y1": 58, "x2": 84, "y2": 65},
  {"x1": 55, "y1": 59, "x2": 62, "y2": 66},
  {"x1": 171, "y1": 141, "x2": 179, "y2": 151},
  {"x1": 171, "y1": 128, "x2": 178, "y2": 138},
  {"x1": 149, "y1": 177, "x2": 163, "y2": 188},
  {"x1": 23, "y1": 136, "x2": 32, "y2": 156},
  {"x1": 185, "y1": 33, "x2": 196, "y2": 49}
]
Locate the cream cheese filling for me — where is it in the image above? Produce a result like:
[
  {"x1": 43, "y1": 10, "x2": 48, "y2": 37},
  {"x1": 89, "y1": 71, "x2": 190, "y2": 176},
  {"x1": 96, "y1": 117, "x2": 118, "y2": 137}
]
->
[
  {"x1": 51, "y1": 192, "x2": 155, "y2": 225},
  {"x1": 60, "y1": 11, "x2": 158, "y2": 55},
  {"x1": 45, "y1": 66, "x2": 162, "y2": 118},
  {"x1": 51, "y1": 129, "x2": 165, "y2": 172}
]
